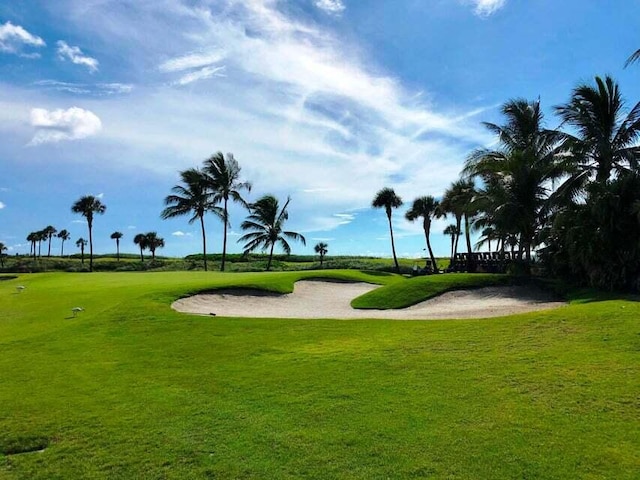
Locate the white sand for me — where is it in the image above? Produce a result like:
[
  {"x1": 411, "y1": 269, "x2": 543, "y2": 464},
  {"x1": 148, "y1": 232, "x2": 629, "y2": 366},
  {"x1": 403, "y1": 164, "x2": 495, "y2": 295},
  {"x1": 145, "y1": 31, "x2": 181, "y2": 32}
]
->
[{"x1": 171, "y1": 280, "x2": 566, "y2": 320}]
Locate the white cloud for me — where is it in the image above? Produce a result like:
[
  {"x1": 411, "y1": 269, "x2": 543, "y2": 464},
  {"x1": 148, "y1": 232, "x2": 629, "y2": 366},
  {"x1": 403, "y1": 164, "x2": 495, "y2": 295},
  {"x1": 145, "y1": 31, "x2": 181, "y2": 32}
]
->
[
  {"x1": 96, "y1": 193, "x2": 104, "y2": 199},
  {"x1": 34, "y1": 80, "x2": 133, "y2": 95},
  {"x1": 29, "y1": 107, "x2": 102, "y2": 145},
  {"x1": 174, "y1": 65, "x2": 226, "y2": 85},
  {"x1": 314, "y1": 0, "x2": 346, "y2": 14},
  {"x1": 471, "y1": 0, "x2": 506, "y2": 17},
  {"x1": 56, "y1": 40, "x2": 99, "y2": 72},
  {"x1": 159, "y1": 50, "x2": 226, "y2": 72},
  {"x1": 0, "y1": 21, "x2": 45, "y2": 56},
  {"x1": 0, "y1": 201, "x2": 5, "y2": 209},
  {"x1": 172, "y1": 231, "x2": 192, "y2": 237}
]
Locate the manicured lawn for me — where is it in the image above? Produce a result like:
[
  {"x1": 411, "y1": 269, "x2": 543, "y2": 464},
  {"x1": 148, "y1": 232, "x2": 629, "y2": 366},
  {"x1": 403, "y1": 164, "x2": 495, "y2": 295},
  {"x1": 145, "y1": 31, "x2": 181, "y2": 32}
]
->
[{"x1": 0, "y1": 272, "x2": 638, "y2": 479}]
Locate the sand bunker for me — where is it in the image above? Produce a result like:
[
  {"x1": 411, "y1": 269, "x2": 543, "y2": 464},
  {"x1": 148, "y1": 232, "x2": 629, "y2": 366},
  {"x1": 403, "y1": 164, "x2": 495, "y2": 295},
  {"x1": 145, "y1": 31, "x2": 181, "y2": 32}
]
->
[{"x1": 172, "y1": 280, "x2": 566, "y2": 320}]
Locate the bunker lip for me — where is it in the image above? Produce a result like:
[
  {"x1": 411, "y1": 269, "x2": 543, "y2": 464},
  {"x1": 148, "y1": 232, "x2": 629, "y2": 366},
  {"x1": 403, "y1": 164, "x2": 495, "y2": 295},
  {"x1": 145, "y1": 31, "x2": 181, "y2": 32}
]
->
[{"x1": 171, "y1": 280, "x2": 566, "y2": 320}]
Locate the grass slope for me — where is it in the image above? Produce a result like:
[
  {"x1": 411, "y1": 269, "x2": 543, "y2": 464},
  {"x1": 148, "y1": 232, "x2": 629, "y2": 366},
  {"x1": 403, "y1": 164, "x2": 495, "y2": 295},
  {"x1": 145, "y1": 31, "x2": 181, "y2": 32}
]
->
[{"x1": 0, "y1": 271, "x2": 638, "y2": 479}]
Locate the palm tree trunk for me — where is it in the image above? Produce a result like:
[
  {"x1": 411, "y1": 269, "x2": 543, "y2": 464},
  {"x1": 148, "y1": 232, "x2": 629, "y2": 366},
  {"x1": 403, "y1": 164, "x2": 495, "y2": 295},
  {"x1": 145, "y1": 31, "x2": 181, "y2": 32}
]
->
[
  {"x1": 200, "y1": 215, "x2": 208, "y2": 271},
  {"x1": 151, "y1": 249, "x2": 156, "y2": 261},
  {"x1": 424, "y1": 219, "x2": 437, "y2": 273},
  {"x1": 221, "y1": 198, "x2": 228, "y2": 272},
  {"x1": 81, "y1": 246, "x2": 85, "y2": 265},
  {"x1": 464, "y1": 214, "x2": 475, "y2": 272},
  {"x1": 38, "y1": 241, "x2": 42, "y2": 258},
  {"x1": 88, "y1": 221, "x2": 94, "y2": 272},
  {"x1": 387, "y1": 213, "x2": 400, "y2": 272},
  {"x1": 451, "y1": 216, "x2": 462, "y2": 266},
  {"x1": 267, "y1": 242, "x2": 275, "y2": 271},
  {"x1": 139, "y1": 247, "x2": 144, "y2": 262},
  {"x1": 320, "y1": 254, "x2": 324, "y2": 267},
  {"x1": 47, "y1": 236, "x2": 52, "y2": 257},
  {"x1": 450, "y1": 235, "x2": 455, "y2": 260},
  {"x1": 116, "y1": 239, "x2": 120, "y2": 261},
  {"x1": 61, "y1": 240, "x2": 65, "y2": 257}
]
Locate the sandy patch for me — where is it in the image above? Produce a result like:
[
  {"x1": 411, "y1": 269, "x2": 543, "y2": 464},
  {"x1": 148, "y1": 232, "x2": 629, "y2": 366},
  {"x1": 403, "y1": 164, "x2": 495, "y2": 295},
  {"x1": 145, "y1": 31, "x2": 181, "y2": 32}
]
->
[{"x1": 171, "y1": 280, "x2": 566, "y2": 320}]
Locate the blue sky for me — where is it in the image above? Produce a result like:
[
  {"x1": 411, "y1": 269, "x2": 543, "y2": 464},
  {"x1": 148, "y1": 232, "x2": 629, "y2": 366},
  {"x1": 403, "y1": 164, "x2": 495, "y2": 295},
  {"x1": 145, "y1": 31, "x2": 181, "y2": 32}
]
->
[{"x1": 1, "y1": 0, "x2": 639, "y2": 260}]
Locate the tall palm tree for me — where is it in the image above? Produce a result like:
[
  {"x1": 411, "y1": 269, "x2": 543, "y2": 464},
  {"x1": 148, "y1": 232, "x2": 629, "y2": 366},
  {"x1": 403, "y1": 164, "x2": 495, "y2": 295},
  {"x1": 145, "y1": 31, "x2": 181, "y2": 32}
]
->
[
  {"x1": 43, "y1": 226, "x2": 57, "y2": 257},
  {"x1": 555, "y1": 76, "x2": 640, "y2": 188},
  {"x1": 35, "y1": 230, "x2": 46, "y2": 258},
  {"x1": 443, "y1": 224, "x2": 460, "y2": 261},
  {"x1": 161, "y1": 168, "x2": 221, "y2": 271},
  {"x1": 239, "y1": 195, "x2": 306, "y2": 271},
  {"x1": 203, "y1": 152, "x2": 252, "y2": 272},
  {"x1": 0, "y1": 242, "x2": 7, "y2": 267},
  {"x1": 625, "y1": 49, "x2": 640, "y2": 68},
  {"x1": 314, "y1": 242, "x2": 328, "y2": 267},
  {"x1": 76, "y1": 238, "x2": 88, "y2": 265},
  {"x1": 442, "y1": 180, "x2": 477, "y2": 270},
  {"x1": 71, "y1": 195, "x2": 106, "y2": 272},
  {"x1": 465, "y1": 99, "x2": 566, "y2": 262},
  {"x1": 134, "y1": 233, "x2": 147, "y2": 262},
  {"x1": 144, "y1": 232, "x2": 165, "y2": 261},
  {"x1": 372, "y1": 187, "x2": 403, "y2": 272},
  {"x1": 110, "y1": 231, "x2": 123, "y2": 261},
  {"x1": 405, "y1": 196, "x2": 441, "y2": 273},
  {"x1": 26, "y1": 232, "x2": 38, "y2": 260},
  {"x1": 58, "y1": 229, "x2": 70, "y2": 256}
]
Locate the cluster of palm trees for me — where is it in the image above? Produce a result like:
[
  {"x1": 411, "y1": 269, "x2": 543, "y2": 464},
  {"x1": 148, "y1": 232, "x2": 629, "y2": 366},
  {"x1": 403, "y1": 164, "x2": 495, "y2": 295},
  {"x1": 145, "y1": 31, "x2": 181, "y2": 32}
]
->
[
  {"x1": 25, "y1": 226, "x2": 71, "y2": 260},
  {"x1": 133, "y1": 232, "x2": 165, "y2": 262},
  {"x1": 162, "y1": 152, "x2": 307, "y2": 271},
  {"x1": 374, "y1": 74, "x2": 640, "y2": 288}
]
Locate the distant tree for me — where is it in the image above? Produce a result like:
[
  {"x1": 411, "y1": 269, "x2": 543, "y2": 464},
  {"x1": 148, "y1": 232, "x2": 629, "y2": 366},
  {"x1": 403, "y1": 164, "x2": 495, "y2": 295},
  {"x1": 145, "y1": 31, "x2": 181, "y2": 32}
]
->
[
  {"x1": 372, "y1": 187, "x2": 403, "y2": 273},
  {"x1": 442, "y1": 179, "x2": 477, "y2": 271},
  {"x1": 314, "y1": 242, "x2": 328, "y2": 267},
  {"x1": 144, "y1": 232, "x2": 165, "y2": 261},
  {"x1": 76, "y1": 238, "x2": 88, "y2": 265},
  {"x1": 0, "y1": 242, "x2": 7, "y2": 267},
  {"x1": 625, "y1": 49, "x2": 640, "y2": 68},
  {"x1": 26, "y1": 232, "x2": 38, "y2": 260},
  {"x1": 443, "y1": 224, "x2": 460, "y2": 262},
  {"x1": 71, "y1": 195, "x2": 106, "y2": 272},
  {"x1": 134, "y1": 233, "x2": 147, "y2": 262},
  {"x1": 35, "y1": 230, "x2": 46, "y2": 258},
  {"x1": 239, "y1": 195, "x2": 306, "y2": 271},
  {"x1": 203, "y1": 152, "x2": 252, "y2": 271},
  {"x1": 58, "y1": 229, "x2": 71, "y2": 256},
  {"x1": 110, "y1": 231, "x2": 123, "y2": 261},
  {"x1": 43, "y1": 226, "x2": 57, "y2": 257},
  {"x1": 161, "y1": 168, "x2": 221, "y2": 271},
  {"x1": 405, "y1": 196, "x2": 441, "y2": 272}
]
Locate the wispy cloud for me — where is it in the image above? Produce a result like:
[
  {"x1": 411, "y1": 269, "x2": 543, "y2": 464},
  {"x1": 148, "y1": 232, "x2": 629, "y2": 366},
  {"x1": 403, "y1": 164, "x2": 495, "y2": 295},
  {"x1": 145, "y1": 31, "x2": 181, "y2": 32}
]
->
[
  {"x1": 172, "y1": 231, "x2": 192, "y2": 237},
  {"x1": 174, "y1": 65, "x2": 226, "y2": 85},
  {"x1": 0, "y1": 201, "x2": 5, "y2": 209},
  {"x1": 29, "y1": 107, "x2": 102, "y2": 145},
  {"x1": 34, "y1": 80, "x2": 133, "y2": 95},
  {"x1": 314, "y1": 0, "x2": 346, "y2": 15},
  {"x1": 0, "y1": 21, "x2": 45, "y2": 57},
  {"x1": 471, "y1": 0, "x2": 507, "y2": 17},
  {"x1": 160, "y1": 49, "x2": 226, "y2": 85},
  {"x1": 56, "y1": 40, "x2": 99, "y2": 72}
]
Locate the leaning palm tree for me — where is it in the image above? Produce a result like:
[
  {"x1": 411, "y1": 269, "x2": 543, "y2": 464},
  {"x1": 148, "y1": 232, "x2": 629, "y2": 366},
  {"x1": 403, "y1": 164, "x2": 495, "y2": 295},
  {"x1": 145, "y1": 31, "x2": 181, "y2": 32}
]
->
[
  {"x1": 71, "y1": 195, "x2": 106, "y2": 272},
  {"x1": 405, "y1": 196, "x2": 441, "y2": 273},
  {"x1": 144, "y1": 232, "x2": 165, "y2": 261},
  {"x1": 239, "y1": 195, "x2": 306, "y2": 271},
  {"x1": 76, "y1": 238, "x2": 88, "y2": 265},
  {"x1": 58, "y1": 229, "x2": 71, "y2": 256},
  {"x1": 161, "y1": 168, "x2": 221, "y2": 271},
  {"x1": 203, "y1": 152, "x2": 252, "y2": 272},
  {"x1": 372, "y1": 187, "x2": 403, "y2": 272},
  {"x1": 134, "y1": 233, "x2": 147, "y2": 262},
  {"x1": 0, "y1": 242, "x2": 7, "y2": 267},
  {"x1": 555, "y1": 76, "x2": 640, "y2": 189},
  {"x1": 43, "y1": 225, "x2": 57, "y2": 257},
  {"x1": 314, "y1": 242, "x2": 328, "y2": 267},
  {"x1": 110, "y1": 231, "x2": 123, "y2": 261},
  {"x1": 625, "y1": 49, "x2": 640, "y2": 68}
]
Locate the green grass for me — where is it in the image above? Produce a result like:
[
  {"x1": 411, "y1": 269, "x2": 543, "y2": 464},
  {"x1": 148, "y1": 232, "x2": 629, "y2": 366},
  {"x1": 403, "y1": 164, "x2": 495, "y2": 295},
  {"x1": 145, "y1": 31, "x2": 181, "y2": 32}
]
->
[{"x1": 1, "y1": 271, "x2": 638, "y2": 479}]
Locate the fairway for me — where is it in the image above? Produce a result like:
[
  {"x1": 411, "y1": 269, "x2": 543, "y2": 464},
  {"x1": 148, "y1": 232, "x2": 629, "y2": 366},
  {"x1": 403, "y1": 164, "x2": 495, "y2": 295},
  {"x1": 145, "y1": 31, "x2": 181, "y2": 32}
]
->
[{"x1": 1, "y1": 271, "x2": 639, "y2": 479}]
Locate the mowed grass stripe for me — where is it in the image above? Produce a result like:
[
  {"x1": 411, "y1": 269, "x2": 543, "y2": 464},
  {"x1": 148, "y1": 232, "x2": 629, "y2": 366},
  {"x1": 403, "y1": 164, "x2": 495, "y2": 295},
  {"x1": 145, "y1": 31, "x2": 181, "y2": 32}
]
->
[{"x1": 0, "y1": 272, "x2": 638, "y2": 479}]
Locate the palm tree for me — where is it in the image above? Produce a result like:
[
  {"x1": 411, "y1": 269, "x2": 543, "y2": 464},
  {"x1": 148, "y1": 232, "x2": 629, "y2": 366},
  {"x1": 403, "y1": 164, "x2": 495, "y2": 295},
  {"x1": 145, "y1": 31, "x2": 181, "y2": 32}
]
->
[
  {"x1": 203, "y1": 152, "x2": 252, "y2": 272},
  {"x1": 58, "y1": 229, "x2": 70, "y2": 256},
  {"x1": 43, "y1": 226, "x2": 57, "y2": 257},
  {"x1": 239, "y1": 195, "x2": 306, "y2": 271},
  {"x1": 555, "y1": 76, "x2": 640, "y2": 187},
  {"x1": 372, "y1": 187, "x2": 403, "y2": 272},
  {"x1": 443, "y1": 224, "x2": 460, "y2": 261},
  {"x1": 110, "y1": 231, "x2": 123, "y2": 261},
  {"x1": 71, "y1": 195, "x2": 106, "y2": 272},
  {"x1": 134, "y1": 233, "x2": 147, "y2": 262},
  {"x1": 405, "y1": 196, "x2": 441, "y2": 273},
  {"x1": 35, "y1": 230, "x2": 46, "y2": 258},
  {"x1": 465, "y1": 99, "x2": 566, "y2": 262},
  {"x1": 625, "y1": 49, "x2": 640, "y2": 68},
  {"x1": 314, "y1": 242, "x2": 328, "y2": 267},
  {"x1": 144, "y1": 232, "x2": 165, "y2": 261},
  {"x1": 161, "y1": 168, "x2": 221, "y2": 271},
  {"x1": 442, "y1": 180, "x2": 476, "y2": 270},
  {"x1": 0, "y1": 242, "x2": 7, "y2": 267},
  {"x1": 76, "y1": 238, "x2": 88, "y2": 265},
  {"x1": 26, "y1": 232, "x2": 38, "y2": 260}
]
